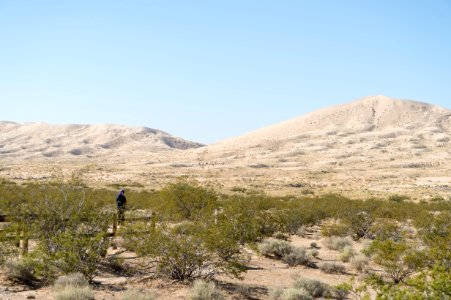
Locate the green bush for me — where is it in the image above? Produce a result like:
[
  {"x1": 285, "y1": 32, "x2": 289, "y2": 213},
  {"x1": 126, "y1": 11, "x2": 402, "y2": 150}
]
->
[
  {"x1": 4, "y1": 182, "x2": 112, "y2": 281},
  {"x1": 365, "y1": 239, "x2": 426, "y2": 283},
  {"x1": 157, "y1": 179, "x2": 218, "y2": 221},
  {"x1": 320, "y1": 220, "x2": 348, "y2": 237},
  {"x1": 189, "y1": 280, "x2": 224, "y2": 300},
  {"x1": 123, "y1": 221, "x2": 244, "y2": 280},
  {"x1": 370, "y1": 218, "x2": 405, "y2": 241}
]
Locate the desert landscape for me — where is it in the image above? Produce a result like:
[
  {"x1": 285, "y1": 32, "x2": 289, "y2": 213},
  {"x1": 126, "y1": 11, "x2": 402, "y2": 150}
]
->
[
  {"x1": 1, "y1": 95, "x2": 449, "y2": 199},
  {"x1": 0, "y1": 95, "x2": 450, "y2": 299}
]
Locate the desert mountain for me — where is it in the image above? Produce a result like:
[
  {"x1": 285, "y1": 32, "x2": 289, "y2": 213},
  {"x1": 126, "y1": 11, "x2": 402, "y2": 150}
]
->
[
  {"x1": 0, "y1": 122, "x2": 203, "y2": 160},
  {"x1": 0, "y1": 95, "x2": 449, "y2": 198},
  {"x1": 210, "y1": 95, "x2": 450, "y2": 149}
]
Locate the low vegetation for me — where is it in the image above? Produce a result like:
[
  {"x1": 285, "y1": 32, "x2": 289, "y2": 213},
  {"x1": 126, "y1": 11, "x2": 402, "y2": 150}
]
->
[{"x1": 0, "y1": 177, "x2": 449, "y2": 298}]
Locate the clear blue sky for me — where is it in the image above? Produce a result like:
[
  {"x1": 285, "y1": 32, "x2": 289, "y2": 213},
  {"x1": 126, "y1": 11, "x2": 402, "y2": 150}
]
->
[{"x1": 1, "y1": 0, "x2": 450, "y2": 143}]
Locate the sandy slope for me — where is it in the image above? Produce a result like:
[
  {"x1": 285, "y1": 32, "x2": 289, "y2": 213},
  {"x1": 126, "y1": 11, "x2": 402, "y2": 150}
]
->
[
  {"x1": 0, "y1": 123, "x2": 203, "y2": 161},
  {"x1": 0, "y1": 95, "x2": 449, "y2": 198}
]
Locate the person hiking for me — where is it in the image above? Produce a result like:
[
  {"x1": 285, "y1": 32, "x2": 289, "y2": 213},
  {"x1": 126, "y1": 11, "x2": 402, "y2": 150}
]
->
[{"x1": 116, "y1": 189, "x2": 127, "y2": 223}]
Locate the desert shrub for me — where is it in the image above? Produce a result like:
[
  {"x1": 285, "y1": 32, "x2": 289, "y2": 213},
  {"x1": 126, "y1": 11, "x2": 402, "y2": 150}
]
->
[
  {"x1": 292, "y1": 277, "x2": 331, "y2": 298},
  {"x1": 320, "y1": 262, "x2": 346, "y2": 274},
  {"x1": 365, "y1": 239, "x2": 426, "y2": 283},
  {"x1": 309, "y1": 242, "x2": 319, "y2": 249},
  {"x1": 123, "y1": 222, "x2": 244, "y2": 280},
  {"x1": 259, "y1": 239, "x2": 293, "y2": 258},
  {"x1": 121, "y1": 289, "x2": 155, "y2": 300},
  {"x1": 53, "y1": 273, "x2": 93, "y2": 300},
  {"x1": 332, "y1": 282, "x2": 351, "y2": 300},
  {"x1": 0, "y1": 230, "x2": 18, "y2": 265},
  {"x1": 189, "y1": 280, "x2": 224, "y2": 300},
  {"x1": 370, "y1": 218, "x2": 405, "y2": 241},
  {"x1": 296, "y1": 226, "x2": 309, "y2": 237},
  {"x1": 269, "y1": 287, "x2": 313, "y2": 300},
  {"x1": 339, "y1": 245, "x2": 355, "y2": 262},
  {"x1": 388, "y1": 194, "x2": 410, "y2": 203},
  {"x1": 53, "y1": 272, "x2": 88, "y2": 289},
  {"x1": 282, "y1": 247, "x2": 312, "y2": 267},
  {"x1": 54, "y1": 286, "x2": 93, "y2": 300},
  {"x1": 308, "y1": 249, "x2": 319, "y2": 258},
  {"x1": 320, "y1": 220, "x2": 348, "y2": 237},
  {"x1": 4, "y1": 259, "x2": 38, "y2": 286},
  {"x1": 351, "y1": 254, "x2": 370, "y2": 273},
  {"x1": 4, "y1": 182, "x2": 112, "y2": 281},
  {"x1": 414, "y1": 210, "x2": 450, "y2": 265},
  {"x1": 322, "y1": 236, "x2": 352, "y2": 251},
  {"x1": 342, "y1": 211, "x2": 374, "y2": 240},
  {"x1": 158, "y1": 179, "x2": 218, "y2": 221}
]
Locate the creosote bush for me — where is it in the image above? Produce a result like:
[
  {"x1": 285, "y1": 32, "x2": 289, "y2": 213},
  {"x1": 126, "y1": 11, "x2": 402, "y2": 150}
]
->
[{"x1": 365, "y1": 239, "x2": 425, "y2": 283}]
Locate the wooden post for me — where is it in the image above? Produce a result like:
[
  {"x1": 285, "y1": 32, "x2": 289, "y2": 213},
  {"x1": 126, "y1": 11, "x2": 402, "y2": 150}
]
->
[
  {"x1": 214, "y1": 209, "x2": 218, "y2": 225},
  {"x1": 19, "y1": 231, "x2": 28, "y2": 255},
  {"x1": 151, "y1": 212, "x2": 156, "y2": 231},
  {"x1": 112, "y1": 214, "x2": 118, "y2": 250},
  {"x1": 112, "y1": 214, "x2": 118, "y2": 237}
]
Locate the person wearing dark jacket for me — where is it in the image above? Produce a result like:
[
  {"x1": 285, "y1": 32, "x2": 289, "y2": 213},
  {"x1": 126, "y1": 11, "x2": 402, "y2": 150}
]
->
[{"x1": 116, "y1": 189, "x2": 127, "y2": 223}]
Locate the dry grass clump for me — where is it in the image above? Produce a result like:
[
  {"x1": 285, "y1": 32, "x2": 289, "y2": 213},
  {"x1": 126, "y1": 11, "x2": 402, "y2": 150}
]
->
[
  {"x1": 121, "y1": 289, "x2": 155, "y2": 300},
  {"x1": 320, "y1": 262, "x2": 346, "y2": 274},
  {"x1": 53, "y1": 273, "x2": 93, "y2": 300},
  {"x1": 189, "y1": 280, "x2": 224, "y2": 300},
  {"x1": 282, "y1": 247, "x2": 312, "y2": 267},
  {"x1": 259, "y1": 240, "x2": 313, "y2": 267},
  {"x1": 292, "y1": 277, "x2": 331, "y2": 298},
  {"x1": 269, "y1": 277, "x2": 332, "y2": 299},
  {"x1": 322, "y1": 236, "x2": 352, "y2": 251},
  {"x1": 351, "y1": 254, "x2": 370, "y2": 273},
  {"x1": 259, "y1": 239, "x2": 293, "y2": 258},
  {"x1": 269, "y1": 287, "x2": 313, "y2": 300},
  {"x1": 339, "y1": 245, "x2": 355, "y2": 262},
  {"x1": 307, "y1": 249, "x2": 319, "y2": 258}
]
